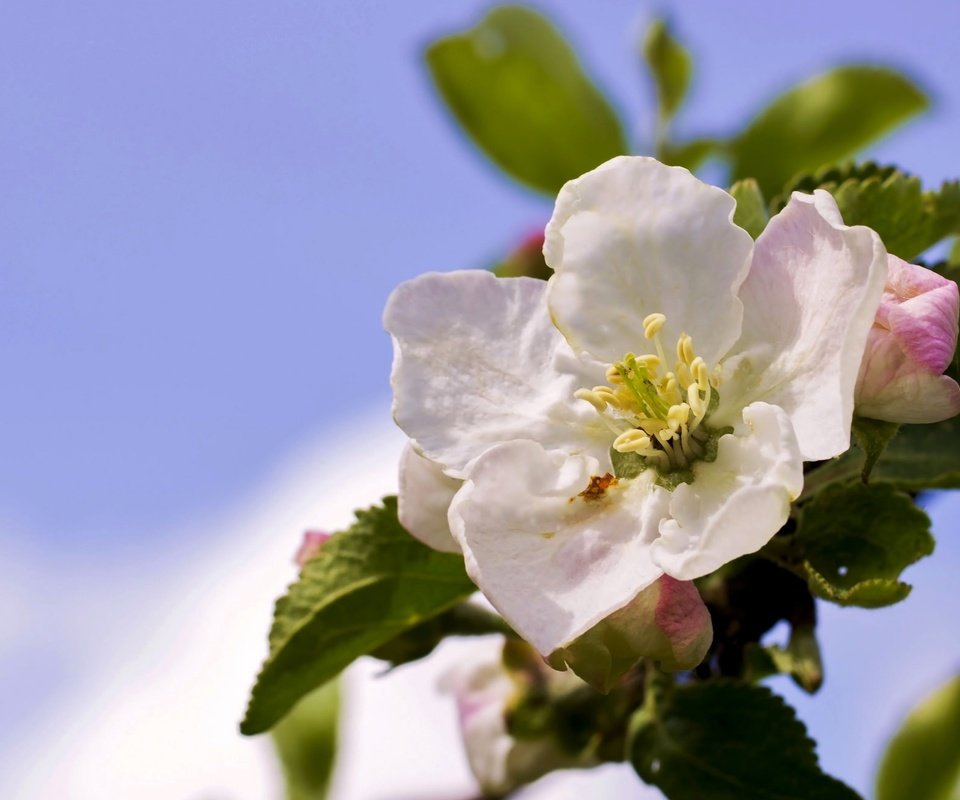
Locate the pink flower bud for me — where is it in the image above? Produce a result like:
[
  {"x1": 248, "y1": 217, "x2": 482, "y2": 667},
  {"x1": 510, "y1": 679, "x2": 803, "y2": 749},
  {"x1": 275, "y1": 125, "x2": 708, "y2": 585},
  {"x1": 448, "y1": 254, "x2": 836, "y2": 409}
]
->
[
  {"x1": 294, "y1": 530, "x2": 330, "y2": 567},
  {"x1": 550, "y1": 575, "x2": 712, "y2": 690},
  {"x1": 855, "y1": 255, "x2": 960, "y2": 423},
  {"x1": 441, "y1": 640, "x2": 591, "y2": 797},
  {"x1": 494, "y1": 230, "x2": 550, "y2": 280}
]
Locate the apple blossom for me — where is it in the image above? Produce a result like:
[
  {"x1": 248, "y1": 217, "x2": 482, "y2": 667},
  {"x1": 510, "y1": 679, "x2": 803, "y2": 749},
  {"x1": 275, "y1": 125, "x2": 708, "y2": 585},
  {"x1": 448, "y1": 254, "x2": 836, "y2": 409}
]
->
[
  {"x1": 384, "y1": 156, "x2": 887, "y2": 656},
  {"x1": 854, "y1": 254, "x2": 960, "y2": 423}
]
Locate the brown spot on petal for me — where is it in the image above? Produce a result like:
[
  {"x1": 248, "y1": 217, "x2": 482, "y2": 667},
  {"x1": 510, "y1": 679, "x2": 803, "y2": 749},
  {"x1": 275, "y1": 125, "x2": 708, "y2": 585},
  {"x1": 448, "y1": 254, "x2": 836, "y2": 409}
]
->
[{"x1": 577, "y1": 473, "x2": 617, "y2": 502}]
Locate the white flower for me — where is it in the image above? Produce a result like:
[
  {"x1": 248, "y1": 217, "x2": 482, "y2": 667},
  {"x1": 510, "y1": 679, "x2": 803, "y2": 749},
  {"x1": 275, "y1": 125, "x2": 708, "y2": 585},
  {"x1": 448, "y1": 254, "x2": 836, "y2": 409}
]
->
[{"x1": 385, "y1": 156, "x2": 887, "y2": 656}]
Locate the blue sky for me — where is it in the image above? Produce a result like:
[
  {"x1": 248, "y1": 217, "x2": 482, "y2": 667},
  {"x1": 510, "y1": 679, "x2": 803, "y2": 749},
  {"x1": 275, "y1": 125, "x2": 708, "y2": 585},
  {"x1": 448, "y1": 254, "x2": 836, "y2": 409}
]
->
[
  {"x1": 4, "y1": 0, "x2": 959, "y2": 548},
  {"x1": 2, "y1": 1, "x2": 960, "y2": 796}
]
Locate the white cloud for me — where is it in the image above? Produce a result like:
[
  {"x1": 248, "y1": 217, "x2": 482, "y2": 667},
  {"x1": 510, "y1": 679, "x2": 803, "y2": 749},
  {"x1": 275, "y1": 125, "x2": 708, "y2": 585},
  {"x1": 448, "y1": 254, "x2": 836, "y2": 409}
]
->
[{"x1": 4, "y1": 403, "x2": 956, "y2": 799}]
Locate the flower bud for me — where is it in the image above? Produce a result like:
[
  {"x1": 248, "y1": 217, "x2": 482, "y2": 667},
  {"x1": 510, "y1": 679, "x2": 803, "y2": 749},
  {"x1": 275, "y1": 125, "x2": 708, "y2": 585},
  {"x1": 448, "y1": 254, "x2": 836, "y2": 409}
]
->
[
  {"x1": 294, "y1": 530, "x2": 330, "y2": 567},
  {"x1": 855, "y1": 255, "x2": 960, "y2": 423},
  {"x1": 441, "y1": 640, "x2": 592, "y2": 796},
  {"x1": 494, "y1": 230, "x2": 551, "y2": 280},
  {"x1": 549, "y1": 575, "x2": 712, "y2": 691}
]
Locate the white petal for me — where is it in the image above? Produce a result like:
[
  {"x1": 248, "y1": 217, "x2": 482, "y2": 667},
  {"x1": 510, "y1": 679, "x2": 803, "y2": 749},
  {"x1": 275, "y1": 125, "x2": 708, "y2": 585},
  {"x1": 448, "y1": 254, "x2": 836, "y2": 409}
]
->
[
  {"x1": 448, "y1": 440, "x2": 668, "y2": 655},
  {"x1": 716, "y1": 190, "x2": 888, "y2": 461},
  {"x1": 398, "y1": 442, "x2": 462, "y2": 553},
  {"x1": 384, "y1": 270, "x2": 610, "y2": 478},
  {"x1": 653, "y1": 402, "x2": 803, "y2": 579},
  {"x1": 545, "y1": 156, "x2": 753, "y2": 365}
]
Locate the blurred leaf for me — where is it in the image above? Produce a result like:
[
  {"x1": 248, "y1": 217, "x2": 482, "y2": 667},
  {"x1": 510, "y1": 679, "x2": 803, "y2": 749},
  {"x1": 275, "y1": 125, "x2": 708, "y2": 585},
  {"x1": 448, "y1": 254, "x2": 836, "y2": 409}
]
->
[
  {"x1": 730, "y1": 66, "x2": 928, "y2": 196},
  {"x1": 642, "y1": 18, "x2": 692, "y2": 124},
  {"x1": 660, "y1": 137, "x2": 718, "y2": 171},
  {"x1": 272, "y1": 681, "x2": 340, "y2": 800},
  {"x1": 729, "y1": 179, "x2": 768, "y2": 238},
  {"x1": 628, "y1": 681, "x2": 861, "y2": 799},
  {"x1": 876, "y1": 673, "x2": 960, "y2": 800},
  {"x1": 425, "y1": 5, "x2": 628, "y2": 195},
  {"x1": 744, "y1": 623, "x2": 823, "y2": 694},
  {"x1": 371, "y1": 602, "x2": 514, "y2": 668},
  {"x1": 797, "y1": 483, "x2": 933, "y2": 608},
  {"x1": 776, "y1": 163, "x2": 960, "y2": 260},
  {"x1": 806, "y1": 418, "x2": 960, "y2": 493},
  {"x1": 241, "y1": 497, "x2": 475, "y2": 735},
  {"x1": 950, "y1": 238, "x2": 960, "y2": 266}
]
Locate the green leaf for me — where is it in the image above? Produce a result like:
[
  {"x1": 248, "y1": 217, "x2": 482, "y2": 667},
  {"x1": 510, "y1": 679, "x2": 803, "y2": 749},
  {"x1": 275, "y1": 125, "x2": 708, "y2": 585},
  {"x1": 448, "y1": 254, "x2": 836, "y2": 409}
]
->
[
  {"x1": 628, "y1": 681, "x2": 861, "y2": 799},
  {"x1": 744, "y1": 623, "x2": 823, "y2": 694},
  {"x1": 241, "y1": 497, "x2": 476, "y2": 735},
  {"x1": 852, "y1": 417, "x2": 900, "y2": 482},
  {"x1": 642, "y1": 18, "x2": 692, "y2": 124},
  {"x1": 729, "y1": 179, "x2": 768, "y2": 239},
  {"x1": 796, "y1": 483, "x2": 933, "y2": 608},
  {"x1": 370, "y1": 602, "x2": 514, "y2": 668},
  {"x1": 272, "y1": 681, "x2": 340, "y2": 800},
  {"x1": 949, "y1": 237, "x2": 960, "y2": 267},
  {"x1": 425, "y1": 5, "x2": 628, "y2": 195},
  {"x1": 730, "y1": 66, "x2": 928, "y2": 197},
  {"x1": 805, "y1": 417, "x2": 960, "y2": 493},
  {"x1": 775, "y1": 163, "x2": 960, "y2": 260},
  {"x1": 876, "y1": 673, "x2": 960, "y2": 800}
]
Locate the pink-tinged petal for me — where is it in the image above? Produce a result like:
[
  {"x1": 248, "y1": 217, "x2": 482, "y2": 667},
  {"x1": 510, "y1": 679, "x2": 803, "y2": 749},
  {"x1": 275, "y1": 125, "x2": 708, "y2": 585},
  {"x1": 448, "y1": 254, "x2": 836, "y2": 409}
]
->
[
  {"x1": 294, "y1": 531, "x2": 330, "y2": 567},
  {"x1": 654, "y1": 402, "x2": 803, "y2": 579},
  {"x1": 384, "y1": 270, "x2": 610, "y2": 479},
  {"x1": 716, "y1": 191, "x2": 887, "y2": 461},
  {"x1": 398, "y1": 442, "x2": 462, "y2": 553},
  {"x1": 654, "y1": 575, "x2": 713, "y2": 667},
  {"x1": 448, "y1": 439, "x2": 668, "y2": 655},
  {"x1": 885, "y1": 256, "x2": 959, "y2": 372},
  {"x1": 546, "y1": 156, "x2": 753, "y2": 367},
  {"x1": 856, "y1": 257, "x2": 960, "y2": 423}
]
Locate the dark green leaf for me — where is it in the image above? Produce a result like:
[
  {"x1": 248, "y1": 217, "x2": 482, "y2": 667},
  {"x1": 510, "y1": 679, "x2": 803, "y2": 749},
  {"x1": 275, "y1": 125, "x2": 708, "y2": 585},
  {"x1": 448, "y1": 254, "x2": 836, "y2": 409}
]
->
[
  {"x1": 371, "y1": 602, "x2": 514, "y2": 668},
  {"x1": 642, "y1": 18, "x2": 692, "y2": 123},
  {"x1": 796, "y1": 483, "x2": 933, "y2": 608},
  {"x1": 425, "y1": 5, "x2": 628, "y2": 195},
  {"x1": 775, "y1": 164, "x2": 960, "y2": 260},
  {"x1": 628, "y1": 681, "x2": 861, "y2": 799},
  {"x1": 241, "y1": 497, "x2": 476, "y2": 734},
  {"x1": 729, "y1": 179, "x2": 768, "y2": 239},
  {"x1": 730, "y1": 66, "x2": 928, "y2": 196},
  {"x1": 272, "y1": 681, "x2": 339, "y2": 800},
  {"x1": 876, "y1": 673, "x2": 960, "y2": 800},
  {"x1": 805, "y1": 417, "x2": 960, "y2": 493}
]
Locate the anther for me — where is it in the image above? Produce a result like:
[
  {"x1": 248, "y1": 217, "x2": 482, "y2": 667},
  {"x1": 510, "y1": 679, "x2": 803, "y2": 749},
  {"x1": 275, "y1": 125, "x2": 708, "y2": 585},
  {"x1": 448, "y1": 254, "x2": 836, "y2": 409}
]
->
[
  {"x1": 678, "y1": 334, "x2": 695, "y2": 365},
  {"x1": 613, "y1": 429, "x2": 652, "y2": 454},
  {"x1": 574, "y1": 388, "x2": 607, "y2": 412},
  {"x1": 643, "y1": 313, "x2": 666, "y2": 339}
]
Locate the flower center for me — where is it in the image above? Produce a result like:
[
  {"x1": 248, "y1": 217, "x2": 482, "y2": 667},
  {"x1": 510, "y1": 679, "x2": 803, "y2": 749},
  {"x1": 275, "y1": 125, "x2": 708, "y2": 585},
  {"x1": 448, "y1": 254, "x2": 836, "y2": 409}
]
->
[{"x1": 575, "y1": 313, "x2": 720, "y2": 475}]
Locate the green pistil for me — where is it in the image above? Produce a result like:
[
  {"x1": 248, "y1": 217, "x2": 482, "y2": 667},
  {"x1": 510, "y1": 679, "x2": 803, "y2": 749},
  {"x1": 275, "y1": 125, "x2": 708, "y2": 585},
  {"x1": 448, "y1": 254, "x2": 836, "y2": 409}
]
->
[{"x1": 617, "y1": 356, "x2": 669, "y2": 419}]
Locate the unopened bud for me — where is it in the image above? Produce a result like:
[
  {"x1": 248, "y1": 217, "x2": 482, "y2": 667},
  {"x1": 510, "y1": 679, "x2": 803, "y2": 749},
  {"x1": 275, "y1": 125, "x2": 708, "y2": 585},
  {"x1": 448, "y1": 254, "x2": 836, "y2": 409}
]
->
[
  {"x1": 294, "y1": 531, "x2": 330, "y2": 567},
  {"x1": 855, "y1": 255, "x2": 960, "y2": 423}
]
